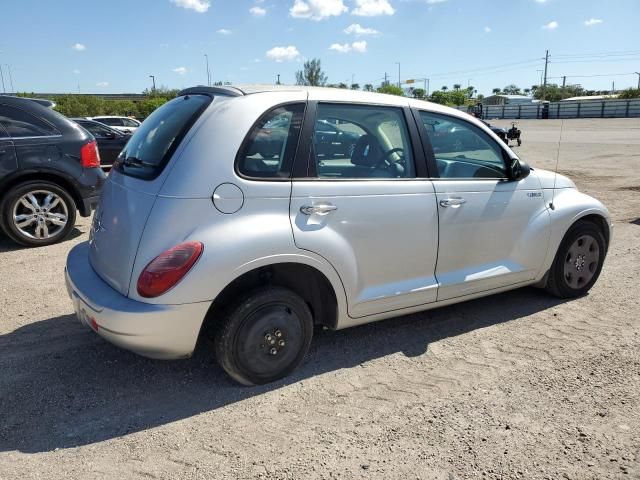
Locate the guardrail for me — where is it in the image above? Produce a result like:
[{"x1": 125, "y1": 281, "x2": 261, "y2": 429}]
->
[{"x1": 455, "y1": 99, "x2": 640, "y2": 119}]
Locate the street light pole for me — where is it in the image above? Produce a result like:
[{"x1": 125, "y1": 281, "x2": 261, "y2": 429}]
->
[
  {"x1": 0, "y1": 65, "x2": 5, "y2": 94},
  {"x1": 395, "y1": 62, "x2": 401, "y2": 89},
  {"x1": 636, "y1": 72, "x2": 640, "y2": 90},
  {"x1": 149, "y1": 75, "x2": 156, "y2": 92},
  {"x1": 6, "y1": 65, "x2": 14, "y2": 93},
  {"x1": 204, "y1": 54, "x2": 211, "y2": 86}
]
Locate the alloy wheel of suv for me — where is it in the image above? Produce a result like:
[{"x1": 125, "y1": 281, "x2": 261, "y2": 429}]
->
[{"x1": 1, "y1": 181, "x2": 77, "y2": 247}]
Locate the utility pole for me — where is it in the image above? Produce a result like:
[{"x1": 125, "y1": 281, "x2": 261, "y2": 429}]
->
[
  {"x1": 384, "y1": 72, "x2": 388, "y2": 86},
  {"x1": 149, "y1": 75, "x2": 156, "y2": 92},
  {"x1": 612, "y1": 81, "x2": 615, "y2": 94},
  {"x1": 204, "y1": 54, "x2": 211, "y2": 86},
  {"x1": 276, "y1": 74, "x2": 281, "y2": 85},
  {"x1": 425, "y1": 78, "x2": 429, "y2": 97},
  {"x1": 562, "y1": 76, "x2": 566, "y2": 88},
  {"x1": 0, "y1": 65, "x2": 5, "y2": 94},
  {"x1": 542, "y1": 49, "x2": 549, "y2": 101},
  {"x1": 636, "y1": 72, "x2": 640, "y2": 89},
  {"x1": 395, "y1": 62, "x2": 401, "y2": 88},
  {"x1": 6, "y1": 65, "x2": 14, "y2": 93}
]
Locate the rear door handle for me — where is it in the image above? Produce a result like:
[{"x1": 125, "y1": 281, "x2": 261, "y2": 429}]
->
[
  {"x1": 300, "y1": 203, "x2": 338, "y2": 215},
  {"x1": 439, "y1": 197, "x2": 467, "y2": 208}
]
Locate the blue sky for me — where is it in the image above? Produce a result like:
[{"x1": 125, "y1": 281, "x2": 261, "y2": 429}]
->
[{"x1": 1, "y1": 0, "x2": 638, "y2": 95}]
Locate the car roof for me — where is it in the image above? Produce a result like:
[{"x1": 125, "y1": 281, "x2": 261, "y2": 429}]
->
[{"x1": 91, "y1": 115, "x2": 135, "y2": 119}]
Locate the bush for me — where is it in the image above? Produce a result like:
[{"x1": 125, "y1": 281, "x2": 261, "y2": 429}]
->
[
  {"x1": 377, "y1": 84, "x2": 404, "y2": 96},
  {"x1": 618, "y1": 88, "x2": 640, "y2": 99}
]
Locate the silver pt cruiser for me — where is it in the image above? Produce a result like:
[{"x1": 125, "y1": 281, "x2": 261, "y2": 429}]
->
[{"x1": 65, "y1": 85, "x2": 612, "y2": 385}]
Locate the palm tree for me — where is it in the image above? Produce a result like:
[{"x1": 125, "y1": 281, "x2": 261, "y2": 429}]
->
[
  {"x1": 351, "y1": 83, "x2": 360, "y2": 90},
  {"x1": 363, "y1": 84, "x2": 374, "y2": 92},
  {"x1": 453, "y1": 83, "x2": 461, "y2": 91},
  {"x1": 441, "y1": 86, "x2": 448, "y2": 91},
  {"x1": 524, "y1": 88, "x2": 531, "y2": 96},
  {"x1": 492, "y1": 88, "x2": 501, "y2": 95}
]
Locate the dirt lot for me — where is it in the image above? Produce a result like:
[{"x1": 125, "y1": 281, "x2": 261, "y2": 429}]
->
[{"x1": 1, "y1": 118, "x2": 639, "y2": 479}]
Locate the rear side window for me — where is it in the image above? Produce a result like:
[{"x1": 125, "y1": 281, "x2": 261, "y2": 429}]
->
[
  {"x1": 0, "y1": 105, "x2": 59, "y2": 138},
  {"x1": 236, "y1": 103, "x2": 304, "y2": 179},
  {"x1": 96, "y1": 117, "x2": 123, "y2": 127},
  {"x1": 114, "y1": 94, "x2": 212, "y2": 180}
]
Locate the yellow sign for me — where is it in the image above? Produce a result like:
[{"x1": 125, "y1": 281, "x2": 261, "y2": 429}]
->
[{"x1": 405, "y1": 79, "x2": 415, "y2": 84}]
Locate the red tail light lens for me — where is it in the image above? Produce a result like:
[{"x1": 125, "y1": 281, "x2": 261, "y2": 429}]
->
[
  {"x1": 137, "y1": 242, "x2": 204, "y2": 298},
  {"x1": 80, "y1": 141, "x2": 101, "y2": 168}
]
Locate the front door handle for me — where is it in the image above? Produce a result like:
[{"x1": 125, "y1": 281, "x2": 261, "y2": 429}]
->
[
  {"x1": 439, "y1": 197, "x2": 467, "y2": 208},
  {"x1": 300, "y1": 203, "x2": 338, "y2": 215}
]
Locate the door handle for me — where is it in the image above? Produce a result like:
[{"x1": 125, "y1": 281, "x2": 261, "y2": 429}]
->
[
  {"x1": 439, "y1": 197, "x2": 467, "y2": 208},
  {"x1": 300, "y1": 203, "x2": 338, "y2": 215}
]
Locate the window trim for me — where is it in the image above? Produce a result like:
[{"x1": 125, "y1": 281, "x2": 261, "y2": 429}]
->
[
  {"x1": 412, "y1": 108, "x2": 513, "y2": 181},
  {"x1": 234, "y1": 101, "x2": 307, "y2": 182},
  {"x1": 300, "y1": 101, "x2": 427, "y2": 182},
  {"x1": 0, "y1": 103, "x2": 61, "y2": 139}
]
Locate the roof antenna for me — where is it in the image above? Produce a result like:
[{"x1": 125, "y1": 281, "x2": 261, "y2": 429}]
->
[{"x1": 549, "y1": 119, "x2": 564, "y2": 211}]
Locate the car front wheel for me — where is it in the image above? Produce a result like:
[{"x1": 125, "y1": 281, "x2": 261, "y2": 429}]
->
[
  {"x1": 545, "y1": 221, "x2": 607, "y2": 298},
  {"x1": 215, "y1": 287, "x2": 314, "y2": 385},
  {"x1": 1, "y1": 181, "x2": 77, "y2": 247}
]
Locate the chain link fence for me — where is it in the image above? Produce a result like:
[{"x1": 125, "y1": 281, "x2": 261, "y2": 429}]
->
[{"x1": 455, "y1": 99, "x2": 640, "y2": 119}]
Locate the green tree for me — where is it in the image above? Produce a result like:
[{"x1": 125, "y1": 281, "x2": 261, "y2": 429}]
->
[
  {"x1": 377, "y1": 84, "x2": 404, "y2": 96},
  {"x1": 453, "y1": 83, "x2": 461, "y2": 91},
  {"x1": 338, "y1": 82, "x2": 348, "y2": 89},
  {"x1": 619, "y1": 88, "x2": 640, "y2": 99},
  {"x1": 363, "y1": 84, "x2": 374, "y2": 92},
  {"x1": 492, "y1": 88, "x2": 501, "y2": 95},
  {"x1": 441, "y1": 86, "x2": 448, "y2": 91},
  {"x1": 351, "y1": 83, "x2": 360, "y2": 90},
  {"x1": 295, "y1": 58, "x2": 328, "y2": 86},
  {"x1": 429, "y1": 90, "x2": 449, "y2": 105},
  {"x1": 412, "y1": 88, "x2": 426, "y2": 99},
  {"x1": 502, "y1": 84, "x2": 521, "y2": 95}
]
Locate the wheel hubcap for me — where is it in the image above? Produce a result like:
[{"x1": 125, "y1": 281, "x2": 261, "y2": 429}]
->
[
  {"x1": 563, "y1": 234, "x2": 600, "y2": 289},
  {"x1": 12, "y1": 190, "x2": 68, "y2": 240}
]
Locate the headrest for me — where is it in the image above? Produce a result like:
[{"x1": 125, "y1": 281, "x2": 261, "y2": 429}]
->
[{"x1": 351, "y1": 135, "x2": 383, "y2": 167}]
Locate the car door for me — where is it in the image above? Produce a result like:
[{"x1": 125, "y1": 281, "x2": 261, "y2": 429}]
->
[
  {"x1": 414, "y1": 109, "x2": 550, "y2": 301},
  {"x1": 289, "y1": 101, "x2": 439, "y2": 320},
  {"x1": 0, "y1": 124, "x2": 18, "y2": 180}
]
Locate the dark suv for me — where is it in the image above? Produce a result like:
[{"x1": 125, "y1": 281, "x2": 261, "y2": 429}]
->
[{"x1": 0, "y1": 96, "x2": 105, "y2": 247}]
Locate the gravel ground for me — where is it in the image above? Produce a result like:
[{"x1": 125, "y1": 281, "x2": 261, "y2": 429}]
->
[{"x1": 1, "y1": 118, "x2": 639, "y2": 479}]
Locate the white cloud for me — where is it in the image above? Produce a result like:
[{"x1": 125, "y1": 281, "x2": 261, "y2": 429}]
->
[
  {"x1": 426, "y1": 0, "x2": 448, "y2": 3},
  {"x1": 584, "y1": 18, "x2": 603, "y2": 26},
  {"x1": 250, "y1": 6, "x2": 266, "y2": 16},
  {"x1": 72, "y1": 43, "x2": 86, "y2": 51},
  {"x1": 266, "y1": 45, "x2": 301, "y2": 62},
  {"x1": 542, "y1": 20, "x2": 558, "y2": 30},
  {"x1": 173, "y1": 66, "x2": 188, "y2": 75},
  {"x1": 73, "y1": 69, "x2": 81, "y2": 74},
  {"x1": 96, "y1": 82, "x2": 109, "y2": 87},
  {"x1": 535, "y1": 0, "x2": 547, "y2": 3},
  {"x1": 483, "y1": 26, "x2": 491, "y2": 33},
  {"x1": 352, "y1": 0, "x2": 395, "y2": 16},
  {"x1": 217, "y1": 28, "x2": 232, "y2": 35},
  {"x1": 329, "y1": 41, "x2": 367, "y2": 53},
  {"x1": 290, "y1": 0, "x2": 347, "y2": 20},
  {"x1": 344, "y1": 23, "x2": 379, "y2": 35},
  {"x1": 351, "y1": 40, "x2": 367, "y2": 52},
  {"x1": 170, "y1": 0, "x2": 210, "y2": 13}
]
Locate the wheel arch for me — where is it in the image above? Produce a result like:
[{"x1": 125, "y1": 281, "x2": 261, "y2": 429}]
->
[{"x1": 199, "y1": 257, "x2": 348, "y2": 342}]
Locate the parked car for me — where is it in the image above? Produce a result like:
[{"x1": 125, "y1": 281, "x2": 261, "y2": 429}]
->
[
  {"x1": 72, "y1": 118, "x2": 130, "y2": 169},
  {"x1": 0, "y1": 96, "x2": 105, "y2": 247},
  {"x1": 65, "y1": 86, "x2": 611, "y2": 385},
  {"x1": 89, "y1": 116, "x2": 141, "y2": 134}
]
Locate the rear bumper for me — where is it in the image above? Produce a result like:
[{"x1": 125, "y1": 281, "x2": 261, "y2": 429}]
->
[
  {"x1": 79, "y1": 195, "x2": 100, "y2": 217},
  {"x1": 65, "y1": 242, "x2": 211, "y2": 359}
]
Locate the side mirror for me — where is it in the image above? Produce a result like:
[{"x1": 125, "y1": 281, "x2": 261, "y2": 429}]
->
[{"x1": 508, "y1": 158, "x2": 530, "y2": 181}]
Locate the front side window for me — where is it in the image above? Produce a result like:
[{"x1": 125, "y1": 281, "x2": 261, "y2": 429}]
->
[
  {"x1": 237, "y1": 103, "x2": 304, "y2": 178},
  {"x1": 114, "y1": 94, "x2": 212, "y2": 180},
  {"x1": 122, "y1": 118, "x2": 139, "y2": 127},
  {"x1": 0, "y1": 105, "x2": 59, "y2": 138},
  {"x1": 419, "y1": 111, "x2": 506, "y2": 179},
  {"x1": 80, "y1": 121, "x2": 115, "y2": 138},
  {"x1": 96, "y1": 117, "x2": 123, "y2": 127},
  {"x1": 313, "y1": 104, "x2": 415, "y2": 179}
]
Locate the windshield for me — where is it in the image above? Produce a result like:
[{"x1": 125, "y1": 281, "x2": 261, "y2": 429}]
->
[{"x1": 114, "y1": 94, "x2": 211, "y2": 180}]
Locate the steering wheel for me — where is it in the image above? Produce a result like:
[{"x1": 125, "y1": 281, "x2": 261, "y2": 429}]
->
[{"x1": 378, "y1": 147, "x2": 405, "y2": 168}]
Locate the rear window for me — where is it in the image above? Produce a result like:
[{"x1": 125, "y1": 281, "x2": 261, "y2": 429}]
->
[
  {"x1": 0, "y1": 104, "x2": 60, "y2": 138},
  {"x1": 114, "y1": 94, "x2": 212, "y2": 180}
]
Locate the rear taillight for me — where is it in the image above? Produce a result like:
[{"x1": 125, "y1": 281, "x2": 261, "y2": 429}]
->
[
  {"x1": 137, "y1": 242, "x2": 204, "y2": 298},
  {"x1": 80, "y1": 141, "x2": 101, "y2": 168}
]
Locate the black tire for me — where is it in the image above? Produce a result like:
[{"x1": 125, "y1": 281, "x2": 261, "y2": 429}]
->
[
  {"x1": 517, "y1": 138, "x2": 522, "y2": 146},
  {"x1": 0, "y1": 181, "x2": 77, "y2": 247},
  {"x1": 215, "y1": 287, "x2": 314, "y2": 385},
  {"x1": 545, "y1": 221, "x2": 607, "y2": 298}
]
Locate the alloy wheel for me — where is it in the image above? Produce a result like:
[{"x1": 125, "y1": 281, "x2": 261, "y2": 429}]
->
[{"x1": 11, "y1": 190, "x2": 69, "y2": 240}]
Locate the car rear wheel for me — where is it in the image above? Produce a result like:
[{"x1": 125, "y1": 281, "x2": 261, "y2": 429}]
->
[
  {"x1": 545, "y1": 221, "x2": 606, "y2": 298},
  {"x1": 215, "y1": 287, "x2": 314, "y2": 385},
  {"x1": 1, "y1": 181, "x2": 77, "y2": 247}
]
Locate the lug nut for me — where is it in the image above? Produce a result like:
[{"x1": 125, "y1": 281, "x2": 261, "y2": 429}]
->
[
  {"x1": 278, "y1": 340, "x2": 285, "y2": 347},
  {"x1": 275, "y1": 330, "x2": 282, "y2": 338},
  {"x1": 265, "y1": 334, "x2": 272, "y2": 342},
  {"x1": 269, "y1": 347, "x2": 278, "y2": 355}
]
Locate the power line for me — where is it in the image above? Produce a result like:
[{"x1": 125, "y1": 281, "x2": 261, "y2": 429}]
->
[
  {"x1": 548, "y1": 72, "x2": 637, "y2": 79},
  {"x1": 551, "y1": 56, "x2": 640, "y2": 64},
  {"x1": 552, "y1": 49, "x2": 640, "y2": 58}
]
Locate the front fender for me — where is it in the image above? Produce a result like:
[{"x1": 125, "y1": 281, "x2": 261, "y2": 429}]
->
[{"x1": 538, "y1": 187, "x2": 612, "y2": 279}]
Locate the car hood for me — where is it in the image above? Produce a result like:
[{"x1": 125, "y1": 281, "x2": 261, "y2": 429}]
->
[{"x1": 533, "y1": 168, "x2": 577, "y2": 189}]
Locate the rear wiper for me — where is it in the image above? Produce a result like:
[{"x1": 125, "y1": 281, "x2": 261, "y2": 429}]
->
[{"x1": 121, "y1": 156, "x2": 154, "y2": 168}]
